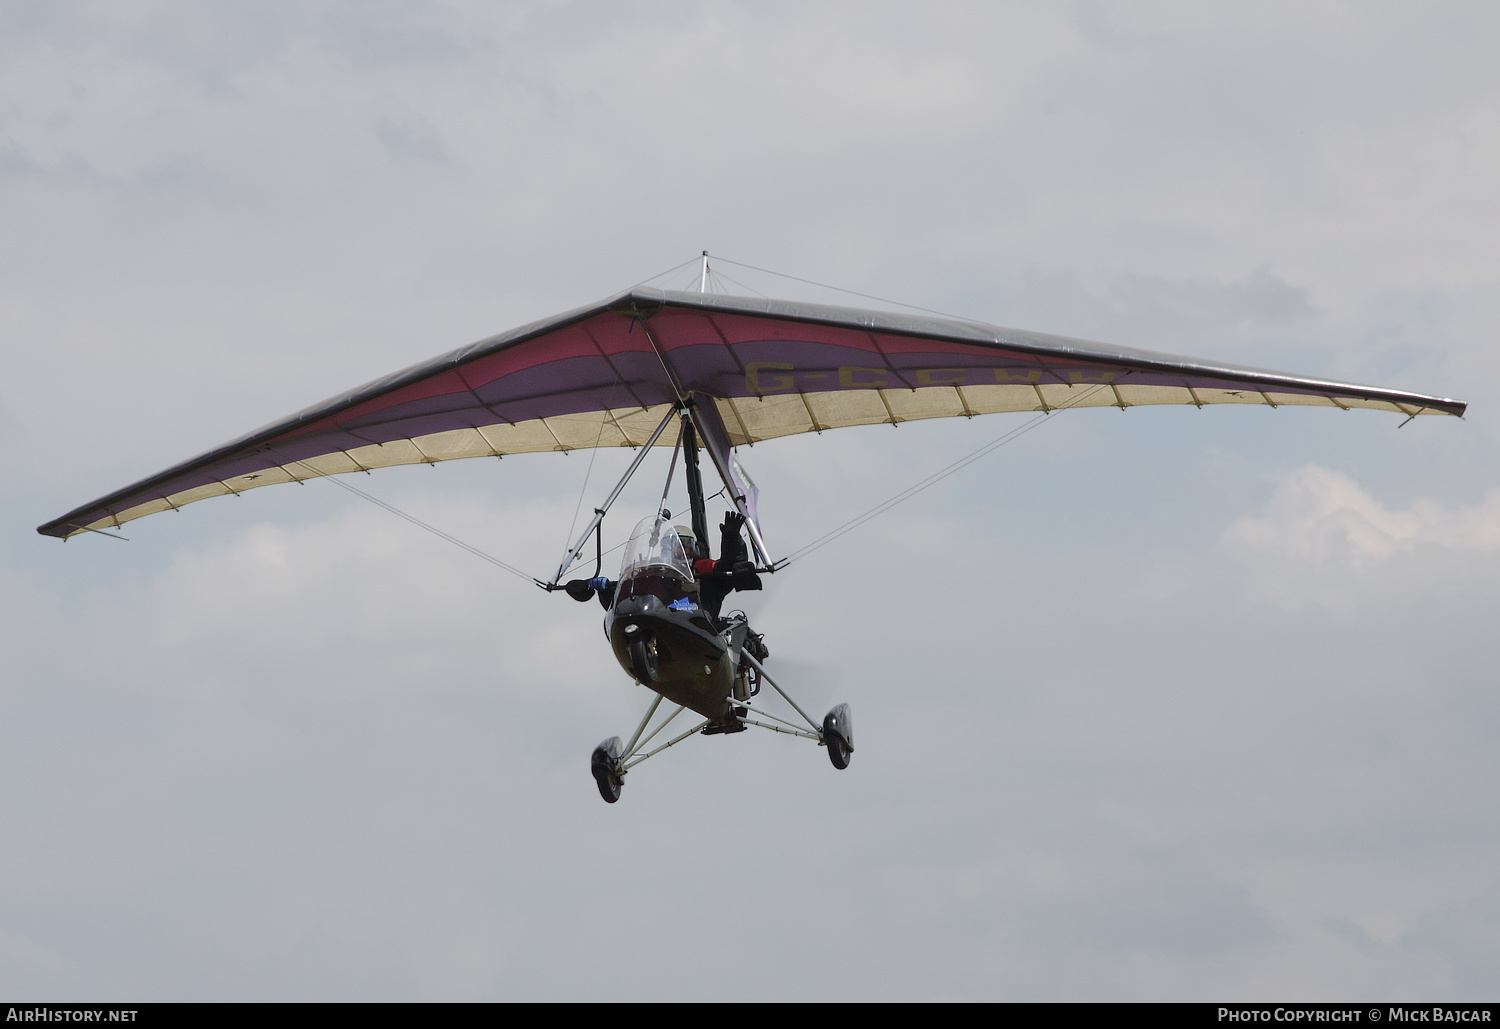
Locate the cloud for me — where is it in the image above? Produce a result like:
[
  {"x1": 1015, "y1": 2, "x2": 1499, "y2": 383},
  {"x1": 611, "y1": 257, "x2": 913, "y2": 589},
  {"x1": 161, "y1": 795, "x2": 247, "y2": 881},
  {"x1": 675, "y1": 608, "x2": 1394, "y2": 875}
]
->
[
  {"x1": 1228, "y1": 465, "x2": 1500, "y2": 563},
  {"x1": 1404, "y1": 889, "x2": 1500, "y2": 996},
  {"x1": 0, "y1": 925, "x2": 77, "y2": 994}
]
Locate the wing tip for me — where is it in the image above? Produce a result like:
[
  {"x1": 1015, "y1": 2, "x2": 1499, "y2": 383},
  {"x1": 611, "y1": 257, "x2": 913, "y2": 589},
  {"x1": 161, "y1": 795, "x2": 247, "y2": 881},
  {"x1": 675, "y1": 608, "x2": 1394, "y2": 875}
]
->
[{"x1": 37, "y1": 520, "x2": 78, "y2": 540}]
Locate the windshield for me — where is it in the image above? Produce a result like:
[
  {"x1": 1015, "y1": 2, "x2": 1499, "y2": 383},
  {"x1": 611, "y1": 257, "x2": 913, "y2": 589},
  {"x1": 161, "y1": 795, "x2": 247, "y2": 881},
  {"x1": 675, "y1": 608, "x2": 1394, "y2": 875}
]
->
[{"x1": 615, "y1": 514, "x2": 698, "y2": 608}]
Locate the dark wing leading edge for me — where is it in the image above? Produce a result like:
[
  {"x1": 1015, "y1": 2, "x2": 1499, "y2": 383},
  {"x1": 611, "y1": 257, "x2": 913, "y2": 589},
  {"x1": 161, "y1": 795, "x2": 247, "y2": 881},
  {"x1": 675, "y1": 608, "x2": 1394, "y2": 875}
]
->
[{"x1": 38, "y1": 288, "x2": 1465, "y2": 539}]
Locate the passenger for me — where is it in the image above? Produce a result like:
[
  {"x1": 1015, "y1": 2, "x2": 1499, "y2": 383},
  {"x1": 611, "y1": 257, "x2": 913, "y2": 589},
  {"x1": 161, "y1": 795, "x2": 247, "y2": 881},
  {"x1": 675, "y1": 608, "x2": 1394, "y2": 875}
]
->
[{"x1": 698, "y1": 511, "x2": 762, "y2": 621}]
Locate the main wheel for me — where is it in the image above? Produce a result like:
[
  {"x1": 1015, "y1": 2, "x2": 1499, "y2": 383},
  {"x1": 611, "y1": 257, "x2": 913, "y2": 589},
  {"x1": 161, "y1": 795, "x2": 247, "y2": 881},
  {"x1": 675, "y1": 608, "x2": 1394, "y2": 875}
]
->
[
  {"x1": 628, "y1": 636, "x2": 658, "y2": 684},
  {"x1": 591, "y1": 737, "x2": 625, "y2": 803},
  {"x1": 826, "y1": 732, "x2": 851, "y2": 770},
  {"x1": 822, "y1": 703, "x2": 853, "y2": 771}
]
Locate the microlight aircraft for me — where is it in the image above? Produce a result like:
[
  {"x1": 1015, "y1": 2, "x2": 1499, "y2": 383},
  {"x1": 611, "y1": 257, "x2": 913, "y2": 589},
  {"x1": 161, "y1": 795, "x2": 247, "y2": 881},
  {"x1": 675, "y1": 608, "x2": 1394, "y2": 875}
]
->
[{"x1": 39, "y1": 273, "x2": 1466, "y2": 802}]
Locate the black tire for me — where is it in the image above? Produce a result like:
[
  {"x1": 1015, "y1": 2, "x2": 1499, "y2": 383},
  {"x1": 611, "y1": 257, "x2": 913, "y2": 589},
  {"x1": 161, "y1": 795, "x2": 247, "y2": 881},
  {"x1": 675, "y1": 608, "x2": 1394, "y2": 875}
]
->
[
  {"x1": 628, "y1": 636, "x2": 658, "y2": 684},
  {"x1": 591, "y1": 737, "x2": 624, "y2": 803},
  {"x1": 822, "y1": 704, "x2": 853, "y2": 771},
  {"x1": 826, "y1": 731, "x2": 851, "y2": 770}
]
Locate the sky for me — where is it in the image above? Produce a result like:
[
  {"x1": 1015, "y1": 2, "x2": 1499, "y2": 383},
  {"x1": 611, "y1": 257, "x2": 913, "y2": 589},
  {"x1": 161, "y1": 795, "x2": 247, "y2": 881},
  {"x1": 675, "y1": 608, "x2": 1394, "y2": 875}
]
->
[{"x1": 2, "y1": 0, "x2": 1498, "y2": 1001}]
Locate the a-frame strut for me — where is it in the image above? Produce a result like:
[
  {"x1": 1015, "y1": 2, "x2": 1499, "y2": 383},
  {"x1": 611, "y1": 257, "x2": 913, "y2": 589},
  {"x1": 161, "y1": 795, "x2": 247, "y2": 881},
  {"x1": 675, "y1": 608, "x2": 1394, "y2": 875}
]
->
[{"x1": 543, "y1": 399, "x2": 775, "y2": 589}]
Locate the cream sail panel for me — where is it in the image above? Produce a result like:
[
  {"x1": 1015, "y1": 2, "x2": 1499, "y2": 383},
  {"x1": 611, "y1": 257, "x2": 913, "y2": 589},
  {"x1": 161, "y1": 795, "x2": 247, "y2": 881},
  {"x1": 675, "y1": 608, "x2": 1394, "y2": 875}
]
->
[
  {"x1": 883, "y1": 388, "x2": 968, "y2": 422},
  {"x1": 289, "y1": 451, "x2": 367, "y2": 476},
  {"x1": 727, "y1": 393, "x2": 818, "y2": 443},
  {"x1": 955, "y1": 384, "x2": 1049, "y2": 415},
  {"x1": 1113, "y1": 384, "x2": 1194, "y2": 407},
  {"x1": 76, "y1": 496, "x2": 176, "y2": 535},
  {"x1": 803, "y1": 390, "x2": 893, "y2": 429},
  {"x1": 169, "y1": 481, "x2": 237, "y2": 506},
  {"x1": 223, "y1": 465, "x2": 297, "y2": 492}
]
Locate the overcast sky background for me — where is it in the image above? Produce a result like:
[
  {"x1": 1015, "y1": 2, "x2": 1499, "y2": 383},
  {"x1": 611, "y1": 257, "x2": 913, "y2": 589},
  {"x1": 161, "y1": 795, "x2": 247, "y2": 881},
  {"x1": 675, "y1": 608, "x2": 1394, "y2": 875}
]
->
[{"x1": 2, "y1": 1, "x2": 1498, "y2": 1001}]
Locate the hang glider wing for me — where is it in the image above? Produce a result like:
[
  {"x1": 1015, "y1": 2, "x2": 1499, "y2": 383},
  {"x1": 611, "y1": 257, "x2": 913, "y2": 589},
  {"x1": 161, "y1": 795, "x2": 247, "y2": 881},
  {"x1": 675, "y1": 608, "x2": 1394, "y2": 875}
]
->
[{"x1": 39, "y1": 289, "x2": 1466, "y2": 539}]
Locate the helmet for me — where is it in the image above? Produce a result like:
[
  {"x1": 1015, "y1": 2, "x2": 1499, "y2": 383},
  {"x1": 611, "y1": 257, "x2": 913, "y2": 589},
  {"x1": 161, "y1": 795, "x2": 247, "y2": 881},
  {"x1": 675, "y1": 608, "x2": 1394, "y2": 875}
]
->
[{"x1": 673, "y1": 524, "x2": 701, "y2": 562}]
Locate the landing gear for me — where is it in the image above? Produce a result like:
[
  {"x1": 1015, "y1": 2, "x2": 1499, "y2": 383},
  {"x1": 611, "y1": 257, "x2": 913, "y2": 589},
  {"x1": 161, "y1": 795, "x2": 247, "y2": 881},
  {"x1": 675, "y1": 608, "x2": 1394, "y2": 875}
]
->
[
  {"x1": 591, "y1": 736, "x2": 625, "y2": 803},
  {"x1": 588, "y1": 695, "x2": 715, "y2": 803},
  {"x1": 737, "y1": 651, "x2": 853, "y2": 772},
  {"x1": 588, "y1": 649, "x2": 854, "y2": 801},
  {"x1": 823, "y1": 703, "x2": 853, "y2": 770}
]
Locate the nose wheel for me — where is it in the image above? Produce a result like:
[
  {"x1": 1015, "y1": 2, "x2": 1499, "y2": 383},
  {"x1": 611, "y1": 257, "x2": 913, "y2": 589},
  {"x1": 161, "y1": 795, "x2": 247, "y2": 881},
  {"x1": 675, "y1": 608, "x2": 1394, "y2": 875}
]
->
[{"x1": 628, "y1": 635, "x2": 658, "y2": 684}]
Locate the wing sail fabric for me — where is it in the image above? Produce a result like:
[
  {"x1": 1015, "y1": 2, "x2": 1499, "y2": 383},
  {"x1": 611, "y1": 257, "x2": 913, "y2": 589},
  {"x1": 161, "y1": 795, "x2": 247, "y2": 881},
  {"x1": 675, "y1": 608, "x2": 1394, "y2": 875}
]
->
[{"x1": 39, "y1": 289, "x2": 1466, "y2": 539}]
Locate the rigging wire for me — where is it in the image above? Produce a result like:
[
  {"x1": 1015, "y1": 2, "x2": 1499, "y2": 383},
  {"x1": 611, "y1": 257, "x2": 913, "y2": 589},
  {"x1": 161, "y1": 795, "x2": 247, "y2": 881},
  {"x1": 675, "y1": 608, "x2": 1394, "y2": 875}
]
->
[
  {"x1": 564, "y1": 411, "x2": 610, "y2": 550},
  {"x1": 776, "y1": 383, "x2": 1113, "y2": 568},
  {"x1": 629, "y1": 255, "x2": 703, "y2": 290},
  {"x1": 708, "y1": 253, "x2": 972, "y2": 322},
  {"x1": 710, "y1": 268, "x2": 741, "y2": 296},
  {"x1": 710, "y1": 268, "x2": 768, "y2": 298},
  {"x1": 309, "y1": 469, "x2": 535, "y2": 583}
]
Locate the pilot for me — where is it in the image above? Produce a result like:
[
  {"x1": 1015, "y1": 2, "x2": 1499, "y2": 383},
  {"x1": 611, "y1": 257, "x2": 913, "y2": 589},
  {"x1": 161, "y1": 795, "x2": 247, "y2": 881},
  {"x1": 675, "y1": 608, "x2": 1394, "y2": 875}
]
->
[
  {"x1": 567, "y1": 512, "x2": 761, "y2": 620},
  {"x1": 672, "y1": 524, "x2": 702, "y2": 564},
  {"x1": 564, "y1": 516, "x2": 700, "y2": 610}
]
